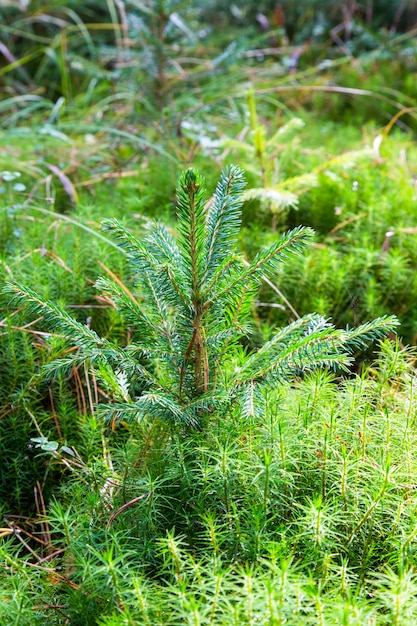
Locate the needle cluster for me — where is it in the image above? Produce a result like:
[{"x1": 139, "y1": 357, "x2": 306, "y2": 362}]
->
[{"x1": 5, "y1": 166, "x2": 399, "y2": 428}]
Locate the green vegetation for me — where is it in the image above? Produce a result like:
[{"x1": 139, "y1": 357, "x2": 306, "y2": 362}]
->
[{"x1": 1, "y1": 1, "x2": 417, "y2": 624}]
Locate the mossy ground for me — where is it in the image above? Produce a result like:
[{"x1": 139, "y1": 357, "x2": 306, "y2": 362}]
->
[{"x1": 1, "y1": 3, "x2": 417, "y2": 623}]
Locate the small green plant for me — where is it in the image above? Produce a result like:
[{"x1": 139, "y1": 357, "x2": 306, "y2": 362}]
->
[
  {"x1": 228, "y1": 91, "x2": 374, "y2": 230},
  {"x1": 5, "y1": 166, "x2": 398, "y2": 428}
]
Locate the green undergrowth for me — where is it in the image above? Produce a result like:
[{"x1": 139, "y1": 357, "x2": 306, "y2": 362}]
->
[
  {"x1": 2, "y1": 4, "x2": 417, "y2": 623},
  {"x1": 1, "y1": 341, "x2": 417, "y2": 624},
  {"x1": 241, "y1": 131, "x2": 417, "y2": 345},
  {"x1": 0, "y1": 162, "x2": 411, "y2": 626}
]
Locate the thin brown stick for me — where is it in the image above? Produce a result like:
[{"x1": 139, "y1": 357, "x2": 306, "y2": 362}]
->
[
  {"x1": 49, "y1": 388, "x2": 62, "y2": 440},
  {"x1": 254, "y1": 85, "x2": 417, "y2": 124},
  {"x1": 84, "y1": 362, "x2": 95, "y2": 414},
  {"x1": 14, "y1": 526, "x2": 50, "y2": 547},
  {"x1": 0, "y1": 307, "x2": 21, "y2": 327},
  {"x1": 5, "y1": 521, "x2": 42, "y2": 562},
  {"x1": 330, "y1": 212, "x2": 366, "y2": 234},
  {"x1": 72, "y1": 366, "x2": 87, "y2": 414},
  {"x1": 91, "y1": 366, "x2": 99, "y2": 404},
  {"x1": 37, "y1": 548, "x2": 67, "y2": 564},
  {"x1": 24, "y1": 407, "x2": 44, "y2": 438},
  {"x1": 67, "y1": 305, "x2": 111, "y2": 309},
  {"x1": 106, "y1": 494, "x2": 149, "y2": 528},
  {"x1": 34, "y1": 481, "x2": 52, "y2": 554},
  {"x1": 75, "y1": 169, "x2": 138, "y2": 187},
  {"x1": 31, "y1": 605, "x2": 67, "y2": 611},
  {"x1": 0, "y1": 405, "x2": 16, "y2": 420},
  {"x1": 0, "y1": 318, "x2": 55, "y2": 338},
  {"x1": 97, "y1": 260, "x2": 140, "y2": 305},
  {"x1": 242, "y1": 259, "x2": 300, "y2": 319},
  {"x1": 382, "y1": 106, "x2": 417, "y2": 138}
]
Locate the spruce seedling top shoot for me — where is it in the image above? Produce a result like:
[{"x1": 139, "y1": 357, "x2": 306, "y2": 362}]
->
[{"x1": 5, "y1": 166, "x2": 399, "y2": 427}]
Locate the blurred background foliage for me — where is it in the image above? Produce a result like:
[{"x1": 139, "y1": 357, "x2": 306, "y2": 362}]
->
[{"x1": 1, "y1": 0, "x2": 417, "y2": 102}]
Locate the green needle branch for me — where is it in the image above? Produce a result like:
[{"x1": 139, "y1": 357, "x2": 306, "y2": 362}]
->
[{"x1": 5, "y1": 165, "x2": 399, "y2": 428}]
